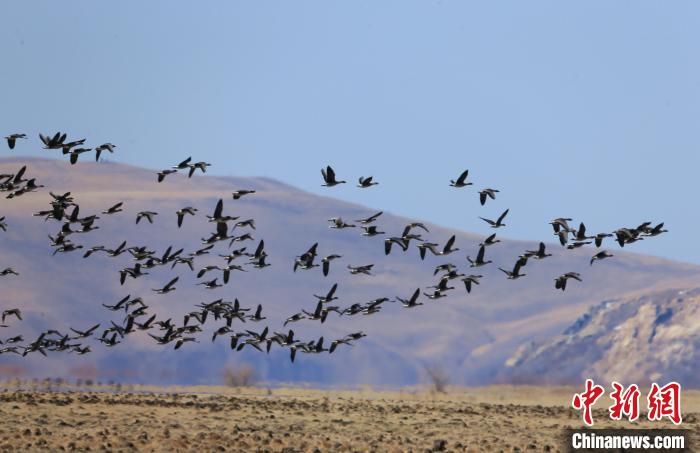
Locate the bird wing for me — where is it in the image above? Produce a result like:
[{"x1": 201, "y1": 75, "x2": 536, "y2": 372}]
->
[
  {"x1": 497, "y1": 209, "x2": 509, "y2": 224},
  {"x1": 457, "y1": 170, "x2": 468, "y2": 184}
]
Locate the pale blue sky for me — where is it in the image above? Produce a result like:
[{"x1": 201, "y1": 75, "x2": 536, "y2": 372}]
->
[{"x1": 2, "y1": 1, "x2": 698, "y2": 263}]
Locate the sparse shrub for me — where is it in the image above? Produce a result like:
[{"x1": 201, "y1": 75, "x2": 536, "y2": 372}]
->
[
  {"x1": 424, "y1": 364, "x2": 450, "y2": 394},
  {"x1": 222, "y1": 363, "x2": 257, "y2": 387}
]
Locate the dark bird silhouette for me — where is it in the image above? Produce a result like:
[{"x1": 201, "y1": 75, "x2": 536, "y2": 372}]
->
[
  {"x1": 136, "y1": 211, "x2": 158, "y2": 224},
  {"x1": 102, "y1": 202, "x2": 123, "y2": 215},
  {"x1": 355, "y1": 211, "x2": 383, "y2": 224},
  {"x1": 153, "y1": 276, "x2": 179, "y2": 294},
  {"x1": 357, "y1": 176, "x2": 378, "y2": 188},
  {"x1": 322, "y1": 255, "x2": 342, "y2": 276},
  {"x1": 361, "y1": 225, "x2": 385, "y2": 237},
  {"x1": 590, "y1": 250, "x2": 614, "y2": 266},
  {"x1": 95, "y1": 143, "x2": 116, "y2": 161},
  {"x1": 479, "y1": 188, "x2": 499, "y2": 206},
  {"x1": 313, "y1": 283, "x2": 339, "y2": 303},
  {"x1": 232, "y1": 190, "x2": 256, "y2": 200},
  {"x1": 348, "y1": 264, "x2": 373, "y2": 275},
  {"x1": 397, "y1": 288, "x2": 422, "y2": 308},
  {"x1": 176, "y1": 207, "x2": 198, "y2": 227},
  {"x1": 555, "y1": 272, "x2": 582, "y2": 291},
  {"x1": 461, "y1": 275, "x2": 483, "y2": 293},
  {"x1": 499, "y1": 256, "x2": 527, "y2": 280},
  {"x1": 1, "y1": 309, "x2": 22, "y2": 323},
  {"x1": 480, "y1": 233, "x2": 501, "y2": 247},
  {"x1": 479, "y1": 209, "x2": 509, "y2": 228},
  {"x1": 321, "y1": 165, "x2": 346, "y2": 187},
  {"x1": 4, "y1": 134, "x2": 27, "y2": 150},
  {"x1": 467, "y1": 245, "x2": 492, "y2": 268},
  {"x1": 523, "y1": 242, "x2": 551, "y2": 260},
  {"x1": 157, "y1": 169, "x2": 177, "y2": 182},
  {"x1": 450, "y1": 170, "x2": 472, "y2": 187}
]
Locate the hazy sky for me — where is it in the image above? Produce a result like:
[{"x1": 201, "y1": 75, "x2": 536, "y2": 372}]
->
[{"x1": 2, "y1": 1, "x2": 699, "y2": 263}]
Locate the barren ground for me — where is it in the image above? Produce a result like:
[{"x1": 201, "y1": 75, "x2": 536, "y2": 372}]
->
[{"x1": 0, "y1": 384, "x2": 695, "y2": 452}]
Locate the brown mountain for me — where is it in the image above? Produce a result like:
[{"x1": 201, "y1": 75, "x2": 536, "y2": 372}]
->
[
  {"x1": 502, "y1": 287, "x2": 700, "y2": 387},
  {"x1": 1, "y1": 157, "x2": 698, "y2": 386}
]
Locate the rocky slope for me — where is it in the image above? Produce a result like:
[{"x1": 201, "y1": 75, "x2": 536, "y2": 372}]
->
[{"x1": 503, "y1": 287, "x2": 700, "y2": 386}]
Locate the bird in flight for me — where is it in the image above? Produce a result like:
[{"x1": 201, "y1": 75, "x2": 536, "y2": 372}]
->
[{"x1": 449, "y1": 170, "x2": 472, "y2": 188}]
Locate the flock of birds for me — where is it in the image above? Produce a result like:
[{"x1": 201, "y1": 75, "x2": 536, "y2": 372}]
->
[{"x1": 0, "y1": 133, "x2": 668, "y2": 364}]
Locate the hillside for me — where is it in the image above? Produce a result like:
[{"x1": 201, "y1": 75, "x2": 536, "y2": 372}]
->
[
  {"x1": 1, "y1": 157, "x2": 698, "y2": 386},
  {"x1": 502, "y1": 287, "x2": 700, "y2": 386}
]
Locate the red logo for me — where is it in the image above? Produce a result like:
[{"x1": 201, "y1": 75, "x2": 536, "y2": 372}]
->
[
  {"x1": 572, "y1": 379, "x2": 605, "y2": 426},
  {"x1": 572, "y1": 380, "x2": 682, "y2": 426},
  {"x1": 609, "y1": 381, "x2": 640, "y2": 422},
  {"x1": 648, "y1": 382, "x2": 682, "y2": 425}
]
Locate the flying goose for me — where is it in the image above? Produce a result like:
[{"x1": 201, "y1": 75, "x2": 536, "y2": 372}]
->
[
  {"x1": 439, "y1": 235, "x2": 459, "y2": 255},
  {"x1": 70, "y1": 324, "x2": 100, "y2": 338},
  {"x1": 555, "y1": 272, "x2": 582, "y2": 291},
  {"x1": 247, "y1": 304, "x2": 266, "y2": 322},
  {"x1": 480, "y1": 233, "x2": 501, "y2": 247},
  {"x1": 348, "y1": 264, "x2": 374, "y2": 275},
  {"x1": 102, "y1": 202, "x2": 123, "y2": 215},
  {"x1": 173, "y1": 157, "x2": 192, "y2": 169},
  {"x1": 450, "y1": 170, "x2": 472, "y2": 187},
  {"x1": 434, "y1": 263, "x2": 457, "y2": 275},
  {"x1": 417, "y1": 242, "x2": 440, "y2": 260},
  {"x1": 233, "y1": 219, "x2": 256, "y2": 230},
  {"x1": 571, "y1": 222, "x2": 593, "y2": 242},
  {"x1": 4, "y1": 134, "x2": 27, "y2": 150},
  {"x1": 322, "y1": 255, "x2": 342, "y2": 276},
  {"x1": 187, "y1": 161, "x2": 211, "y2": 177},
  {"x1": 645, "y1": 222, "x2": 668, "y2": 237},
  {"x1": 566, "y1": 241, "x2": 591, "y2": 250},
  {"x1": 176, "y1": 207, "x2": 198, "y2": 227},
  {"x1": 423, "y1": 290, "x2": 447, "y2": 300},
  {"x1": 549, "y1": 218, "x2": 574, "y2": 234},
  {"x1": 499, "y1": 256, "x2": 527, "y2": 279},
  {"x1": 94, "y1": 143, "x2": 116, "y2": 161},
  {"x1": 594, "y1": 233, "x2": 613, "y2": 247},
  {"x1": 39, "y1": 132, "x2": 67, "y2": 149},
  {"x1": 479, "y1": 188, "x2": 500, "y2": 206},
  {"x1": 524, "y1": 242, "x2": 551, "y2": 260},
  {"x1": 467, "y1": 245, "x2": 492, "y2": 267},
  {"x1": 198, "y1": 278, "x2": 223, "y2": 289},
  {"x1": 321, "y1": 165, "x2": 346, "y2": 187},
  {"x1": 590, "y1": 250, "x2": 613, "y2": 265},
  {"x1": 313, "y1": 283, "x2": 339, "y2": 303},
  {"x1": 153, "y1": 276, "x2": 179, "y2": 294},
  {"x1": 361, "y1": 225, "x2": 385, "y2": 236},
  {"x1": 384, "y1": 237, "x2": 408, "y2": 255},
  {"x1": 461, "y1": 275, "x2": 483, "y2": 293},
  {"x1": 0, "y1": 267, "x2": 19, "y2": 276},
  {"x1": 1, "y1": 309, "x2": 22, "y2": 323},
  {"x1": 157, "y1": 169, "x2": 177, "y2": 182},
  {"x1": 328, "y1": 217, "x2": 355, "y2": 229},
  {"x1": 206, "y1": 199, "x2": 238, "y2": 223},
  {"x1": 357, "y1": 176, "x2": 378, "y2": 188},
  {"x1": 355, "y1": 211, "x2": 383, "y2": 224},
  {"x1": 479, "y1": 209, "x2": 509, "y2": 228},
  {"x1": 136, "y1": 211, "x2": 158, "y2": 224},
  {"x1": 0, "y1": 216, "x2": 6, "y2": 232},
  {"x1": 397, "y1": 288, "x2": 422, "y2": 308},
  {"x1": 284, "y1": 313, "x2": 306, "y2": 326},
  {"x1": 232, "y1": 190, "x2": 256, "y2": 200}
]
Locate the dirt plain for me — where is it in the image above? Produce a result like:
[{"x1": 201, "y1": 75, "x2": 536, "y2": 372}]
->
[{"x1": 0, "y1": 383, "x2": 696, "y2": 452}]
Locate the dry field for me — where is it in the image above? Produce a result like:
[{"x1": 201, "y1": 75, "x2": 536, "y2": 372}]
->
[{"x1": 0, "y1": 384, "x2": 696, "y2": 452}]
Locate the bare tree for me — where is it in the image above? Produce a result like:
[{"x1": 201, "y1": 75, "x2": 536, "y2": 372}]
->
[
  {"x1": 424, "y1": 363, "x2": 450, "y2": 394},
  {"x1": 222, "y1": 363, "x2": 257, "y2": 387}
]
